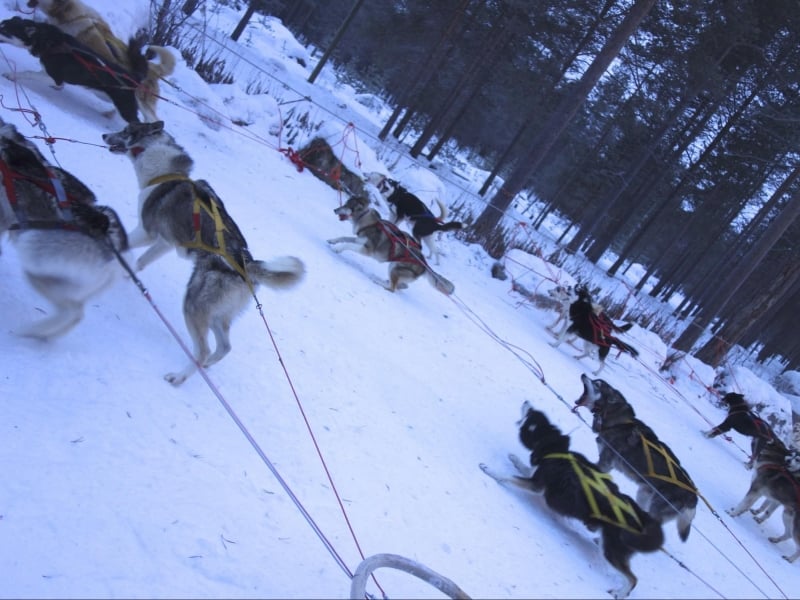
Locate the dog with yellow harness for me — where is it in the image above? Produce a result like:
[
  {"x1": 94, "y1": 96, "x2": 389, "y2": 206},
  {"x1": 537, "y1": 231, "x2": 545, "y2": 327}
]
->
[
  {"x1": 574, "y1": 374, "x2": 699, "y2": 542},
  {"x1": 102, "y1": 121, "x2": 305, "y2": 386},
  {"x1": 480, "y1": 401, "x2": 664, "y2": 599}
]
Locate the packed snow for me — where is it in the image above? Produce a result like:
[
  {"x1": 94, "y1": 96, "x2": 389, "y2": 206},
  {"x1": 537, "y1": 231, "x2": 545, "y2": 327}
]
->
[{"x1": 0, "y1": 2, "x2": 798, "y2": 598}]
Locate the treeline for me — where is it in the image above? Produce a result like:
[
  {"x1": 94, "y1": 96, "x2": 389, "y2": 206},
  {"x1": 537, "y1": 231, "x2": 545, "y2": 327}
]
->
[{"x1": 219, "y1": 0, "x2": 800, "y2": 370}]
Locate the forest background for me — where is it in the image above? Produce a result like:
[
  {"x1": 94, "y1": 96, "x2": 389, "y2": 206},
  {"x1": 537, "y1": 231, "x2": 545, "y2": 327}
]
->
[{"x1": 205, "y1": 0, "x2": 800, "y2": 372}]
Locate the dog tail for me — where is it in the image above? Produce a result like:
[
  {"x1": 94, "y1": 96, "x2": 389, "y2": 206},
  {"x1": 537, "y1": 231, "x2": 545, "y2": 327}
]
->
[
  {"x1": 426, "y1": 269, "x2": 455, "y2": 295},
  {"x1": 676, "y1": 505, "x2": 697, "y2": 542},
  {"x1": 433, "y1": 197, "x2": 448, "y2": 220},
  {"x1": 146, "y1": 46, "x2": 177, "y2": 78},
  {"x1": 247, "y1": 256, "x2": 306, "y2": 289},
  {"x1": 437, "y1": 221, "x2": 463, "y2": 233},
  {"x1": 608, "y1": 336, "x2": 639, "y2": 358}
]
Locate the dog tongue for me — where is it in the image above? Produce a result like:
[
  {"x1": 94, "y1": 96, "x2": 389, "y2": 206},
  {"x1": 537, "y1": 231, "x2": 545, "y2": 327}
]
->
[{"x1": 338, "y1": 214, "x2": 348, "y2": 221}]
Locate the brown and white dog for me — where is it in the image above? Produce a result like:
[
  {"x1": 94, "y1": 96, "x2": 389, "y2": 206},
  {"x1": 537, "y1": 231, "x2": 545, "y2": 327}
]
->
[{"x1": 28, "y1": 0, "x2": 175, "y2": 121}]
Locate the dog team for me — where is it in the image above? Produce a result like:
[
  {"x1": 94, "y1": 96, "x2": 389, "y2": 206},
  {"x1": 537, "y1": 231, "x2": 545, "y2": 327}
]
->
[{"x1": 2, "y1": 2, "x2": 799, "y2": 599}]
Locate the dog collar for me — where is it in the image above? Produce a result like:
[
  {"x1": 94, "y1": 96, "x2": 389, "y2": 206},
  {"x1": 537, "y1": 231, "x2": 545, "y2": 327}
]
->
[
  {"x1": 131, "y1": 146, "x2": 145, "y2": 157},
  {"x1": 147, "y1": 173, "x2": 189, "y2": 187}
]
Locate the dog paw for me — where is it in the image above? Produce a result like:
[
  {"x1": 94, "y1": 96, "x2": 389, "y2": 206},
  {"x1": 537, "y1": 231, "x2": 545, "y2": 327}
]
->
[{"x1": 164, "y1": 372, "x2": 187, "y2": 386}]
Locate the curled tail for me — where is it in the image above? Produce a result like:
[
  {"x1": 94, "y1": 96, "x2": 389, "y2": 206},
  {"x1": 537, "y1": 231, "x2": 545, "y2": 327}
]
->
[
  {"x1": 247, "y1": 256, "x2": 305, "y2": 289},
  {"x1": 433, "y1": 198, "x2": 448, "y2": 220},
  {"x1": 145, "y1": 45, "x2": 177, "y2": 78}
]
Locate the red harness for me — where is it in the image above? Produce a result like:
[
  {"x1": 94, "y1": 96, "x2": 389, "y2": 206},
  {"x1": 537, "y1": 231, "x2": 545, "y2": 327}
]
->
[
  {"x1": 369, "y1": 220, "x2": 426, "y2": 266},
  {"x1": 0, "y1": 158, "x2": 75, "y2": 227}
]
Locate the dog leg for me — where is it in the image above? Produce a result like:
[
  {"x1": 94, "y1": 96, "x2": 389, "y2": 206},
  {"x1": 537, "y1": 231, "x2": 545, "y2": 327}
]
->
[
  {"x1": 479, "y1": 462, "x2": 538, "y2": 494},
  {"x1": 165, "y1": 301, "x2": 211, "y2": 386},
  {"x1": 17, "y1": 300, "x2": 84, "y2": 340},
  {"x1": 769, "y1": 508, "x2": 796, "y2": 544},
  {"x1": 508, "y1": 453, "x2": 533, "y2": 478},
  {"x1": 3, "y1": 70, "x2": 62, "y2": 89},
  {"x1": 135, "y1": 238, "x2": 173, "y2": 270},
  {"x1": 727, "y1": 490, "x2": 764, "y2": 517},
  {"x1": 422, "y1": 235, "x2": 441, "y2": 265},
  {"x1": 752, "y1": 499, "x2": 779, "y2": 523},
  {"x1": 203, "y1": 318, "x2": 233, "y2": 368},
  {"x1": 126, "y1": 225, "x2": 155, "y2": 248}
]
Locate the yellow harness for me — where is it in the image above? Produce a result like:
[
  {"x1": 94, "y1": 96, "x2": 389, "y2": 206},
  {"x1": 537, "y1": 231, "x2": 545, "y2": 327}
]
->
[
  {"x1": 146, "y1": 174, "x2": 251, "y2": 286},
  {"x1": 639, "y1": 434, "x2": 698, "y2": 495},
  {"x1": 544, "y1": 452, "x2": 644, "y2": 534}
]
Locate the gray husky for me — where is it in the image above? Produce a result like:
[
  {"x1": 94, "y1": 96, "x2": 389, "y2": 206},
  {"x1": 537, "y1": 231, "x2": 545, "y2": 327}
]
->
[
  {"x1": 102, "y1": 121, "x2": 305, "y2": 385},
  {"x1": 327, "y1": 195, "x2": 454, "y2": 295},
  {"x1": 574, "y1": 374, "x2": 698, "y2": 541},
  {"x1": 0, "y1": 118, "x2": 128, "y2": 339},
  {"x1": 727, "y1": 440, "x2": 800, "y2": 563}
]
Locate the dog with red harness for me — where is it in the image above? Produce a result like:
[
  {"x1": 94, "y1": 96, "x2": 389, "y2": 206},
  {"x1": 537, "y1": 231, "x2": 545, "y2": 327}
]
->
[
  {"x1": 0, "y1": 16, "x2": 147, "y2": 122},
  {"x1": 550, "y1": 284, "x2": 638, "y2": 374},
  {"x1": 328, "y1": 195, "x2": 454, "y2": 295},
  {"x1": 0, "y1": 117, "x2": 129, "y2": 339}
]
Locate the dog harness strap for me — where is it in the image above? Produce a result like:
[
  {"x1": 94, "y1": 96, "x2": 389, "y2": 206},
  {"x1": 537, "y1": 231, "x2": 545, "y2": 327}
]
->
[
  {"x1": 0, "y1": 159, "x2": 77, "y2": 226},
  {"x1": 759, "y1": 463, "x2": 800, "y2": 505},
  {"x1": 146, "y1": 173, "x2": 189, "y2": 187},
  {"x1": 640, "y1": 435, "x2": 698, "y2": 495},
  {"x1": 185, "y1": 183, "x2": 250, "y2": 286},
  {"x1": 44, "y1": 166, "x2": 72, "y2": 221},
  {"x1": 0, "y1": 159, "x2": 23, "y2": 222},
  {"x1": 71, "y1": 47, "x2": 139, "y2": 89},
  {"x1": 375, "y1": 220, "x2": 425, "y2": 265},
  {"x1": 544, "y1": 452, "x2": 644, "y2": 534},
  {"x1": 145, "y1": 174, "x2": 250, "y2": 286}
]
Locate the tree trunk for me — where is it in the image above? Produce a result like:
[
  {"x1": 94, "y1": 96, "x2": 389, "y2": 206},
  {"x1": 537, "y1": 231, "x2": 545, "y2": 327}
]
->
[
  {"x1": 307, "y1": 0, "x2": 365, "y2": 84},
  {"x1": 466, "y1": 0, "x2": 657, "y2": 254},
  {"x1": 673, "y1": 187, "x2": 800, "y2": 354}
]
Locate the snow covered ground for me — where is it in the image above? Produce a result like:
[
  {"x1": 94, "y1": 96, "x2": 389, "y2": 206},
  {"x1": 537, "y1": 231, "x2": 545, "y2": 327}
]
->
[{"x1": 0, "y1": 2, "x2": 798, "y2": 598}]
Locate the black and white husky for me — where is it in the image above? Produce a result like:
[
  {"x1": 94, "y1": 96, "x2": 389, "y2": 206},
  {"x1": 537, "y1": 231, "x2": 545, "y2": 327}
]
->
[
  {"x1": 102, "y1": 121, "x2": 305, "y2": 385},
  {"x1": 0, "y1": 17, "x2": 148, "y2": 123},
  {"x1": 480, "y1": 401, "x2": 664, "y2": 599},
  {"x1": 550, "y1": 284, "x2": 638, "y2": 374},
  {"x1": 364, "y1": 171, "x2": 462, "y2": 265},
  {"x1": 0, "y1": 118, "x2": 128, "y2": 338}
]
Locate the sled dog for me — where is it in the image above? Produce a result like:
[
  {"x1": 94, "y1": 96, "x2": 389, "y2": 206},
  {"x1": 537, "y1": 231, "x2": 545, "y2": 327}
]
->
[
  {"x1": 546, "y1": 283, "x2": 578, "y2": 336},
  {"x1": 480, "y1": 401, "x2": 663, "y2": 599},
  {"x1": 327, "y1": 195, "x2": 455, "y2": 295},
  {"x1": 574, "y1": 374, "x2": 698, "y2": 541},
  {"x1": 550, "y1": 284, "x2": 638, "y2": 374},
  {"x1": 102, "y1": 120, "x2": 305, "y2": 385},
  {"x1": 0, "y1": 17, "x2": 147, "y2": 123},
  {"x1": 704, "y1": 391, "x2": 784, "y2": 469},
  {"x1": 364, "y1": 171, "x2": 462, "y2": 265},
  {"x1": 727, "y1": 440, "x2": 800, "y2": 563},
  {"x1": 0, "y1": 118, "x2": 128, "y2": 338},
  {"x1": 27, "y1": 0, "x2": 176, "y2": 121}
]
